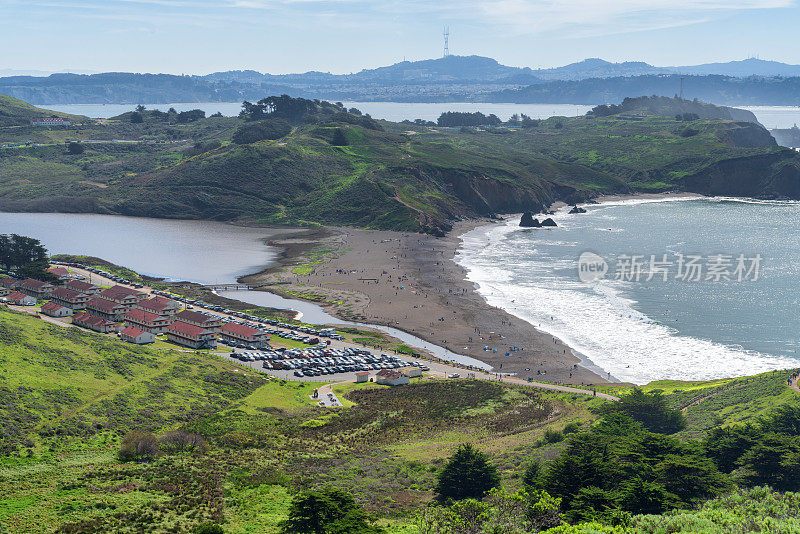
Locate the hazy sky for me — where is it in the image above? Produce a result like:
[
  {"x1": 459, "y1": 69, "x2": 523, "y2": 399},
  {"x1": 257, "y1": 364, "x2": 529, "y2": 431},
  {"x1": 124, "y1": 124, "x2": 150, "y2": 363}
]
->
[{"x1": 3, "y1": 0, "x2": 800, "y2": 74}]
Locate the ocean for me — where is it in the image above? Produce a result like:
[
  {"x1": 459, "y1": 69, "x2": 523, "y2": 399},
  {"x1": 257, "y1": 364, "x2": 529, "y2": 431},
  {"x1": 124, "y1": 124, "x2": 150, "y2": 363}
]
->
[{"x1": 455, "y1": 197, "x2": 800, "y2": 384}]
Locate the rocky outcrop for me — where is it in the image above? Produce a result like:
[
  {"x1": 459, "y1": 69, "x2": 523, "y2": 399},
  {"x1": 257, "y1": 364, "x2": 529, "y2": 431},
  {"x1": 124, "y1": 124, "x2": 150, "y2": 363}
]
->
[
  {"x1": 520, "y1": 212, "x2": 541, "y2": 227},
  {"x1": 680, "y1": 150, "x2": 800, "y2": 199},
  {"x1": 541, "y1": 218, "x2": 558, "y2": 227},
  {"x1": 569, "y1": 205, "x2": 587, "y2": 214}
]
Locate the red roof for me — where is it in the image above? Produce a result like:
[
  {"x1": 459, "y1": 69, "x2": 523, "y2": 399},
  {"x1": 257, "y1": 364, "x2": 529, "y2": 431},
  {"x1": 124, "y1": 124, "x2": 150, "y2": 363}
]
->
[
  {"x1": 175, "y1": 309, "x2": 218, "y2": 324},
  {"x1": 41, "y1": 301, "x2": 65, "y2": 312},
  {"x1": 221, "y1": 322, "x2": 261, "y2": 338},
  {"x1": 73, "y1": 312, "x2": 114, "y2": 328},
  {"x1": 99, "y1": 285, "x2": 144, "y2": 301},
  {"x1": 6, "y1": 291, "x2": 31, "y2": 301},
  {"x1": 19, "y1": 278, "x2": 52, "y2": 291},
  {"x1": 86, "y1": 297, "x2": 125, "y2": 313},
  {"x1": 376, "y1": 369, "x2": 404, "y2": 379},
  {"x1": 137, "y1": 296, "x2": 174, "y2": 313},
  {"x1": 167, "y1": 320, "x2": 210, "y2": 338},
  {"x1": 124, "y1": 308, "x2": 164, "y2": 323},
  {"x1": 0, "y1": 277, "x2": 18, "y2": 288},
  {"x1": 46, "y1": 267, "x2": 69, "y2": 276},
  {"x1": 65, "y1": 280, "x2": 98, "y2": 292},
  {"x1": 52, "y1": 286, "x2": 86, "y2": 300},
  {"x1": 120, "y1": 326, "x2": 147, "y2": 337}
]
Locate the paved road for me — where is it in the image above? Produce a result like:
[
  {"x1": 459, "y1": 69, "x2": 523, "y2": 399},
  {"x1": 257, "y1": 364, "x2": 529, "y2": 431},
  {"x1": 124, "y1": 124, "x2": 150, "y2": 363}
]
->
[{"x1": 26, "y1": 265, "x2": 620, "y2": 401}]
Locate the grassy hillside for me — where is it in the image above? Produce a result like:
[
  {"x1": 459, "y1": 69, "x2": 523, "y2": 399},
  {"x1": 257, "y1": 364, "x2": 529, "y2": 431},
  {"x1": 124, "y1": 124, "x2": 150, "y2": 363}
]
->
[
  {"x1": 2, "y1": 95, "x2": 800, "y2": 233},
  {"x1": 0, "y1": 95, "x2": 86, "y2": 128}
]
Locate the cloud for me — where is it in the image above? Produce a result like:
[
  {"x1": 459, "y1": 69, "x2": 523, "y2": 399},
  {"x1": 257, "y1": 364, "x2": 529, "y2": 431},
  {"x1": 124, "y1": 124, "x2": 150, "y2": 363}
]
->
[{"x1": 472, "y1": 0, "x2": 796, "y2": 35}]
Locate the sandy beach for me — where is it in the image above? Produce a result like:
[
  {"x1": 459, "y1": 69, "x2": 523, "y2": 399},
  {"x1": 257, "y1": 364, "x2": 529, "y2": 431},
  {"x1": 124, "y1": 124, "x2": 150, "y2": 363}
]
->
[{"x1": 243, "y1": 218, "x2": 606, "y2": 385}]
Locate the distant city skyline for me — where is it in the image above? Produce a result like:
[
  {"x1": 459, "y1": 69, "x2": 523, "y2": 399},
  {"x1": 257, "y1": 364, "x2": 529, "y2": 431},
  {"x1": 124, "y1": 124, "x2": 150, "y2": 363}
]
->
[{"x1": 3, "y1": 0, "x2": 800, "y2": 75}]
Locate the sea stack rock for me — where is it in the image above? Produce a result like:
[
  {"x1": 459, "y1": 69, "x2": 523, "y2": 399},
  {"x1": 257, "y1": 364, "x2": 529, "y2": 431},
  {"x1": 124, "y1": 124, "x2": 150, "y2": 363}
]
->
[
  {"x1": 569, "y1": 205, "x2": 587, "y2": 214},
  {"x1": 520, "y1": 212, "x2": 540, "y2": 227},
  {"x1": 541, "y1": 218, "x2": 558, "y2": 227}
]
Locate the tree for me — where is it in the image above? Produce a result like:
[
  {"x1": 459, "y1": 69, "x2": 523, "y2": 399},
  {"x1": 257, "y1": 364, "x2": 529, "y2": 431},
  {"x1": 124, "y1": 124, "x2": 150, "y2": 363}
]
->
[
  {"x1": 193, "y1": 523, "x2": 224, "y2": 534},
  {"x1": 135, "y1": 104, "x2": 146, "y2": 113},
  {"x1": 435, "y1": 444, "x2": 500, "y2": 502},
  {"x1": 66, "y1": 142, "x2": 84, "y2": 155},
  {"x1": 130, "y1": 112, "x2": 144, "y2": 124},
  {"x1": 0, "y1": 234, "x2": 54, "y2": 281},
  {"x1": 330, "y1": 128, "x2": 348, "y2": 146},
  {"x1": 232, "y1": 118, "x2": 292, "y2": 144},
  {"x1": 118, "y1": 430, "x2": 158, "y2": 462},
  {"x1": 738, "y1": 433, "x2": 800, "y2": 491},
  {"x1": 280, "y1": 487, "x2": 384, "y2": 534},
  {"x1": 522, "y1": 459, "x2": 542, "y2": 491},
  {"x1": 703, "y1": 424, "x2": 763, "y2": 473},
  {"x1": 177, "y1": 109, "x2": 206, "y2": 123},
  {"x1": 598, "y1": 388, "x2": 686, "y2": 434}
]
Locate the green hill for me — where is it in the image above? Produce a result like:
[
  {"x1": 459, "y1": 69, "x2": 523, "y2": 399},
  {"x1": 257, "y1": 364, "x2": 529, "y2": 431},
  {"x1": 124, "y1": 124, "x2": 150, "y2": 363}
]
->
[
  {"x1": 0, "y1": 95, "x2": 86, "y2": 127},
  {"x1": 1, "y1": 95, "x2": 800, "y2": 233}
]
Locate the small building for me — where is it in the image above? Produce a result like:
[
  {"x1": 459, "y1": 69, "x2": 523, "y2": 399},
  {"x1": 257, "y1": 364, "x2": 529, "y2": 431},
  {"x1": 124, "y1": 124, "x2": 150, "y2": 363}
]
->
[
  {"x1": 17, "y1": 278, "x2": 54, "y2": 300},
  {"x1": 375, "y1": 369, "x2": 410, "y2": 386},
  {"x1": 31, "y1": 117, "x2": 72, "y2": 127},
  {"x1": 46, "y1": 266, "x2": 71, "y2": 280},
  {"x1": 119, "y1": 326, "x2": 156, "y2": 345},
  {"x1": 64, "y1": 279, "x2": 102, "y2": 295},
  {"x1": 220, "y1": 322, "x2": 268, "y2": 348},
  {"x1": 355, "y1": 371, "x2": 370, "y2": 383},
  {"x1": 0, "y1": 287, "x2": 10, "y2": 298},
  {"x1": 403, "y1": 366, "x2": 422, "y2": 378},
  {"x1": 86, "y1": 297, "x2": 129, "y2": 321},
  {"x1": 5, "y1": 291, "x2": 37, "y2": 306},
  {"x1": 123, "y1": 308, "x2": 173, "y2": 334},
  {"x1": 0, "y1": 277, "x2": 19, "y2": 290},
  {"x1": 174, "y1": 309, "x2": 223, "y2": 333},
  {"x1": 135, "y1": 296, "x2": 180, "y2": 317},
  {"x1": 51, "y1": 286, "x2": 91, "y2": 310},
  {"x1": 72, "y1": 312, "x2": 121, "y2": 333},
  {"x1": 41, "y1": 301, "x2": 73, "y2": 317},
  {"x1": 97, "y1": 285, "x2": 147, "y2": 306},
  {"x1": 166, "y1": 320, "x2": 217, "y2": 349}
]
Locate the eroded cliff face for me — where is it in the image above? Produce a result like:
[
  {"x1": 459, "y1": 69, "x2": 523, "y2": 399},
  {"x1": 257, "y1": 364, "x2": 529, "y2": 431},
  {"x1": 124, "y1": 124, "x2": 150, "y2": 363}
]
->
[
  {"x1": 681, "y1": 150, "x2": 800, "y2": 199},
  {"x1": 718, "y1": 122, "x2": 777, "y2": 148}
]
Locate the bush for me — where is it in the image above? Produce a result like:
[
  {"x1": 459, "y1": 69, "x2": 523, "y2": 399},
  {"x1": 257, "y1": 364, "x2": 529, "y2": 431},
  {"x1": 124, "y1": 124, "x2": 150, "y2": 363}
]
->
[
  {"x1": 66, "y1": 142, "x2": 84, "y2": 155},
  {"x1": 280, "y1": 487, "x2": 384, "y2": 534},
  {"x1": 159, "y1": 430, "x2": 208, "y2": 454},
  {"x1": 118, "y1": 430, "x2": 158, "y2": 462},
  {"x1": 435, "y1": 443, "x2": 500, "y2": 502},
  {"x1": 194, "y1": 523, "x2": 224, "y2": 534},
  {"x1": 598, "y1": 388, "x2": 686, "y2": 434},
  {"x1": 544, "y1": 429, "x2": 565, "y2": 443},
  {"x1": 232, "y1": 119, "x2": 292, "y2": 144}
]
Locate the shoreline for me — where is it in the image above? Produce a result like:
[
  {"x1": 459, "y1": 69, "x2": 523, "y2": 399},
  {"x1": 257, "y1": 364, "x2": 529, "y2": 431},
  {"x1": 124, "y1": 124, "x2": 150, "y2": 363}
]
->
[
  {"x1": 240, "y1": 191, "x2": 709, "y2": 385},
  {"x1": 241, "y1": 218, "x2": 606, "y2": 385}
]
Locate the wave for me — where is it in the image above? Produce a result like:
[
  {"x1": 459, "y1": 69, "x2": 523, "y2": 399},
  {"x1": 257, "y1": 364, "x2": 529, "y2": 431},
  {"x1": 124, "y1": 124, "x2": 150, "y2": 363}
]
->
[{"x1": 456, "y1": 214, "x2": 797, "y2": 384}]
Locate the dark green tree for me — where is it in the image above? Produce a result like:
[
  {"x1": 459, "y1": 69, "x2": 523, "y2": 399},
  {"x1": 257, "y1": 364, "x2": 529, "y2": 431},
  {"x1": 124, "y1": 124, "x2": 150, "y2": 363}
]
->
[
  {"x1": 738, "y1": 433, "x2": 800, "y2": 491},
  {"x1": 0, "y1": 234, "x2": 54, "y2": 281},
  {"x1": 280, "y1": 487, "x2": 384, "y2": 534},
  {"x1": 66, "y1": 142, "x2": 84, "y2": 155},
  {"x1": 598, "y1": 388, "x2": 686, "y2": 434},
  {"x1": 130, "y1": 112, "x2": 143, "y2": 124},
  {"x1": 435, "y1": 443, "x2": 500, "y2": 502},
  {"x1": 330, "y1": 128, "x2": 348, "y2": 146},
  {"x1": 703, "y1": 424, "x2": 763, "y2": 473}
]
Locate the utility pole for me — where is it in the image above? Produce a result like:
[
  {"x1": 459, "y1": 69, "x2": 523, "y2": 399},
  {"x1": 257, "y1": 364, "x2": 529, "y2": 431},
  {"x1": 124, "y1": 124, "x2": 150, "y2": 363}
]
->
[
  {"x1": 443, "y1": 26, "x2": 450, "y2": 58},
  {"x1": 679, "y1": 75, "x2": 685, "y2": 100}
]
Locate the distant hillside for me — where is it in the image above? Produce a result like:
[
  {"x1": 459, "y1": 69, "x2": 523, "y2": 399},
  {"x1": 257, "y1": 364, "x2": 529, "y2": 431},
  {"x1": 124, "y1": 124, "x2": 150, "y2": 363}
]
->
[
  {"x1": 588, "y1": 95, "x2": 763, "y2": 125},
  {"x1": 0, "y1": 94, "x2": 86, "y2": 127}
]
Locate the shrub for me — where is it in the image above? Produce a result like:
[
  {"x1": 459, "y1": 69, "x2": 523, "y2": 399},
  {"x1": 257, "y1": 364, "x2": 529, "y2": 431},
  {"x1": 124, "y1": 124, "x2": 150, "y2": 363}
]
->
[
  {"x1": 544, "y1": 429, "x2": 565, "y2": 443},
  {"x1": 118, "y1": 430, "x2": 158, "y2": 462},
  {"x1": 159, "y1": 430, "x2": 208, "y2": 454},
  {"x1": 435, "y1": 443, "x2": 500, "y2": 502},
  {"x1": 232, "y1": 119, "x2": 292, "y2": 144},
  {"x1": 598, "y1": 388, "x2": 686, "y2": 434},
  {"x1": 67, "y1": 142, "x2": 84, "y2": 155},
  {"x1": 280, "y1": 487, "x2": 384, "y2": 534},
  {"x1": 194, "y1": 523, "x2": 224, "y2": 534}
]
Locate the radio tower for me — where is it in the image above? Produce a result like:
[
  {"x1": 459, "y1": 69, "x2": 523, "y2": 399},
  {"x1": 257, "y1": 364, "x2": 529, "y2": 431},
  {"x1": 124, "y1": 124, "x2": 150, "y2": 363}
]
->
[{"x1": 443, "y1": 26, "x2": 450, "y2": 58}]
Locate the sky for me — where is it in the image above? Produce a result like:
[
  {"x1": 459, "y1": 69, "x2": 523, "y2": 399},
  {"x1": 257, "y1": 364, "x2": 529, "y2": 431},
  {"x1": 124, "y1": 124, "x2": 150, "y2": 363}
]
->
[{"x1": 3, "y1": 0, "x2": 800, "y2": 75}]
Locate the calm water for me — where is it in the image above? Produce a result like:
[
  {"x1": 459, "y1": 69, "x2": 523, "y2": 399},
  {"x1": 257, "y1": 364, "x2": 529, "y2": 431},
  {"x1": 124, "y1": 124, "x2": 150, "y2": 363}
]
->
[
  {"x1": 45, "y1": 102, "x2": 800, "y2": 128},
  {"x1": 0, "y1": 212, "x2": 284, "y2": 283},
  {"x1": 456, "y1": 198, "x2": 800, "y2": 384},
  {"x1": 0, "y1": 212, "x2": 487, "y2": 367}
]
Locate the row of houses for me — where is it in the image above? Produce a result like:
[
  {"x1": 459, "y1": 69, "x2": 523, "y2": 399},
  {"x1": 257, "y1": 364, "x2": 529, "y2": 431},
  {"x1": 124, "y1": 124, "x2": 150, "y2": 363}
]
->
[{"x1": 2, "y1": 273, "x2": 269, "y2": 349}]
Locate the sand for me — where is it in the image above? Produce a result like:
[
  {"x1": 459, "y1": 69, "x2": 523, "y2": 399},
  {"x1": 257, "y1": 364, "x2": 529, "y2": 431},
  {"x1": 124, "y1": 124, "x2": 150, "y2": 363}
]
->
[{"x1": 243, "y1": 219, "x2": 606, "y2": 385}]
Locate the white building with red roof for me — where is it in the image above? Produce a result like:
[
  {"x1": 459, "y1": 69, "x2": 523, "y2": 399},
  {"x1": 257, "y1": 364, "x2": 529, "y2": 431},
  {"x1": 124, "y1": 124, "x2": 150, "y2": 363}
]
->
[
  {"x1": 86, "y1": 297, "x2": 129, "y2": 321},
  {"x1": 135, "y1": 296, "x2": 180, "y2": 317},
  {"x1": 0, "y1": 277, "x2": 19, "y2": 290},
  {"x1": 41, "y1": 301, "x2": 73, "y2": 318},
  {"x1": 166, "y1": 320, "x2": 217, "y2": 349},
  {"x1": 64, "y1": 279, "x2": 101, "y2": 295},
  {"x1": 17, "y1": 278, "x2": 54, "y2": 300},
  {"x1": 72, "y1": 312, "x2": 121, "y2": 333},
  {"x1": 123, "y1": 308, "x2": 173, "y2": 334},
  {"x1": 375, "y1": 369, "x2": 410, "y2": 386},
  {"x1": 174, "y1": 309, "x2": 223, "y2": 332},
  {"x1": 97, "y1": 285, "x2": 147, "y2": 306},
  {"x1": 119, "y1": 326, "x2": 156, "y2": 344},
  {"x1": 220, "y1": 322, "x2": 268, "y2": 348},
  {"x1": 5, "y1": 291, "x2": 36, "y2": 306},
  {"x1": 51, "y1": 286, "x2": 91, "y2": 310},
  {"x1": 46, "y1": 266, "x2": 71, "y2": 280}
]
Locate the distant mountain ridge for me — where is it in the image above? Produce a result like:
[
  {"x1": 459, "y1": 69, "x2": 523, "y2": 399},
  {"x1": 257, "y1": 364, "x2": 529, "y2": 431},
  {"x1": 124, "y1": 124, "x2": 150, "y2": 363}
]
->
[{"x1": 5, "y1": 55, "x2": 800, "y2": 105}]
